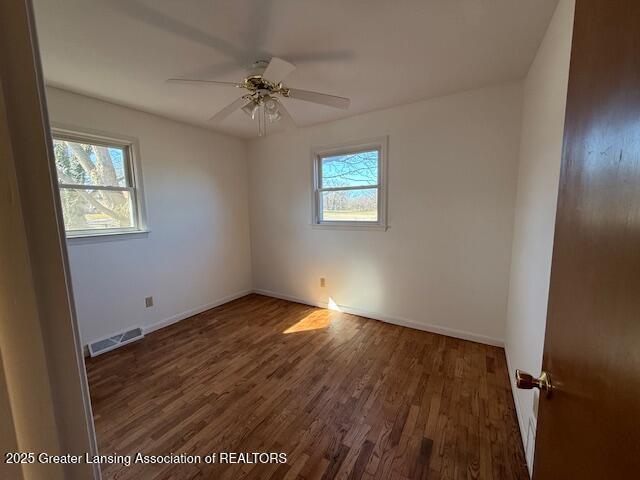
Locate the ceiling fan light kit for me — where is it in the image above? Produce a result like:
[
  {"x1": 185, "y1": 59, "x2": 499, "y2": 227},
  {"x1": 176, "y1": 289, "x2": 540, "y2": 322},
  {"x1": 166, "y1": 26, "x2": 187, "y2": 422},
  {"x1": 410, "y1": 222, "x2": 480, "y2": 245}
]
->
[
  {"x1": 241, "y1": 100, "x2": 260, "y2": 119},
  {"x1": 240, "y1": 95, "x2": 283, "y2": 136},
  {"x1": 167, "y1": 57, "x2": 351, "y2": 137}
]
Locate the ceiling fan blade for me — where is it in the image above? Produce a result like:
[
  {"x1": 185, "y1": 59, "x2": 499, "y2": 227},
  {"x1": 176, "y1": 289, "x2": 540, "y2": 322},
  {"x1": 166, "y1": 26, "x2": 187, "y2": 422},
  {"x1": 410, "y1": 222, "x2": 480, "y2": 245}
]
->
[
  {"x1": 208, "y1": 96, "x2": 250, "y2": 123},
  {"x1": 286, "y1": 88, "x2": 351, "y2": 110},
  {"x1": 277, "y1": 101, "x2": 297, "y2": 131},
  {"x1": 182, "y1": 61, "x2": 246, "y2": 82},
  {"x1": 247, "y1": 0, "x2": 274, "y2": 54},
  {"x1": 262, "y1": 57, "x2": 296, "y2": 84},
  {"x1": 167, "y1": 78, "x2": 242, "y2": 87},
  {"x1": 110, "y1": 0, "x2": 245, "y2": 61},
  {"x1": 284, "y1": 50, "x2": 355, "y2": 64}
]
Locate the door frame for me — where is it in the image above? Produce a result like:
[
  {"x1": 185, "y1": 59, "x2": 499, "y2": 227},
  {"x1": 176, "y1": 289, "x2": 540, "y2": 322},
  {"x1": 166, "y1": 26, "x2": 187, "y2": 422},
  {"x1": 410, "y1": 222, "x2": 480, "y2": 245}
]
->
[{"x1": 0, "y1": 0, "x2": 100, "y2": 479}]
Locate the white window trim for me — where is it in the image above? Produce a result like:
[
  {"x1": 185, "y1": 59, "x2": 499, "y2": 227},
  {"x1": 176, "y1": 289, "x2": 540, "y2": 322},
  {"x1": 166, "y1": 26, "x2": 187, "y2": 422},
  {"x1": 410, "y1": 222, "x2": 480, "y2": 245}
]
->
[
  {"x1": 51, "y1": 124, "x2": 149, "y2": 241},
  {"x1": 311, "y1": 136, "x2": 388, "y2": 230}
]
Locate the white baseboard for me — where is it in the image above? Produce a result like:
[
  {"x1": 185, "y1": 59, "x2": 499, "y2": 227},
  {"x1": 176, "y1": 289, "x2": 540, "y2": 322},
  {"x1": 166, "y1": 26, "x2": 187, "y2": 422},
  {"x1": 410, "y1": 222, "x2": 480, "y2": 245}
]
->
[
  {"x1": 252, "y1": 288, "x2": 504, "y2": 348},
  {"x1": 83, "y1": 289, "x2": 252, "y2": 356},
  {"x1": 143, "y1": 289, "x2": 253, "y2": 335},
  {"x1": 83, "y1": 287, "x2": 504, "y2": 351},
  {"x1": 504, "y1": 344, "x2": 533, "y2": 477}
]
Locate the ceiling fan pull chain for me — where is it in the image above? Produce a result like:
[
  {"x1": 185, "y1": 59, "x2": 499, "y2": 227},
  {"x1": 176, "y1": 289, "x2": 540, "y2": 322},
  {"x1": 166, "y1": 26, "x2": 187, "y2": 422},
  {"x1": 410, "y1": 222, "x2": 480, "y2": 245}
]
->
[{"x1": 258, "y1": 104, "x2": 266, "y2": 137}]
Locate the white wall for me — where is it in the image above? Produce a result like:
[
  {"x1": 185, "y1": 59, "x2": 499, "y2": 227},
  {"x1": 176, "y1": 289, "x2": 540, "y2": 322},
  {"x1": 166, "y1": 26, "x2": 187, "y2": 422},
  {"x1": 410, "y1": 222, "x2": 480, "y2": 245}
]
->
[
  {"x1": 45, "y1": 87, "x2": 252, "y2": 345},
  {"x1": 247, "y1": 82, "x2": 523, "y2": 345},
  {"x1": 504, "y1": 0, "x2": 574, "y2": 472}
]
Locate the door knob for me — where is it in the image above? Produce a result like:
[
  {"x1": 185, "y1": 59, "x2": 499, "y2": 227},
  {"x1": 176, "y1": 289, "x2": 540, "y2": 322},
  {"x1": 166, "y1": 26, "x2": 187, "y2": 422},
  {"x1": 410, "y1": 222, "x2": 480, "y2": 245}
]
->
[{"x1": 515, "y1": 369, "x2": 553, "y2": 397}]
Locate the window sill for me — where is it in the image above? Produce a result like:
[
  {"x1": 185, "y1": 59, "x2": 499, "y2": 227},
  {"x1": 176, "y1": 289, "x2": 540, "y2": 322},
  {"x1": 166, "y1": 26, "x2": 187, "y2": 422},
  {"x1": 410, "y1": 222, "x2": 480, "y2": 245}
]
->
[
  {"x1": 310, "y1": 223, "x2": 389, "y2": 232},
  {"x1": 66, "y1": 229, "x2": 150, "y2": 244}
]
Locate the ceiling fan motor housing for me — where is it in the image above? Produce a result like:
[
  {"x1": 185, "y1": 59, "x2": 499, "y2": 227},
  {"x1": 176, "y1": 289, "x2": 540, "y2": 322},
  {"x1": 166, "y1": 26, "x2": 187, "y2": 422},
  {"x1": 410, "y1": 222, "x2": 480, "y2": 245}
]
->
[{"x1": 248, "y1": 60, "x2": 270, "y2": 76}]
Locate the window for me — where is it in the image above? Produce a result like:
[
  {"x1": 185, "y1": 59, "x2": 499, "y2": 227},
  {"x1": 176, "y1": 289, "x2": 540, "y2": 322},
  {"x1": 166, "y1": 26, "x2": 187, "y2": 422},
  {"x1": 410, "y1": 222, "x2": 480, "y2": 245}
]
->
[
  {"x1": 51, "y1": 128, "x2": 146, "y2": 237},
  {"x1": 312, "y1": 137, "x2": 387, "y2": 228}
]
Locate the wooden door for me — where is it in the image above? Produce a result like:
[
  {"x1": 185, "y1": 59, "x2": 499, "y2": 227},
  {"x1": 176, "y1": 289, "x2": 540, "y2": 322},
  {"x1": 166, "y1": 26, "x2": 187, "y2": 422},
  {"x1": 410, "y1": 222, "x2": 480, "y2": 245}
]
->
[{"x1": 532, "y1": 0, "x2": 640, "y2": 477}]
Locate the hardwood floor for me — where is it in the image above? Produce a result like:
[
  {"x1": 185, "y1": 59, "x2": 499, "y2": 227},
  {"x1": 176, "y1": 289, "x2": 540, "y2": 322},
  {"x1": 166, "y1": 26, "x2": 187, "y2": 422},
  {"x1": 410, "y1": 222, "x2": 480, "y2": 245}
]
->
[{"x1": 85, "y1": 294, "x2": 527, "y2": 479}]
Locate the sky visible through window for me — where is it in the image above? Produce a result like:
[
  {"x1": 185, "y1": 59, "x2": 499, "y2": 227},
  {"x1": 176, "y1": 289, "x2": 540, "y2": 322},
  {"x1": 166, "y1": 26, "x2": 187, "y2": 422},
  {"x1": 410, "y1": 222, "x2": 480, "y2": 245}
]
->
[
  {"x1": 320, "y1": 150, "x2": 379, "y2": 222},
  {"x1": 321, "y1": 150, "x2": 378, "y2": 188},
  {"x1": 54, "y1": 139, "x2": 126, "y2": 186},
  {"x1": 53, "y1": 138, "x2": 135, "y2": 232}
]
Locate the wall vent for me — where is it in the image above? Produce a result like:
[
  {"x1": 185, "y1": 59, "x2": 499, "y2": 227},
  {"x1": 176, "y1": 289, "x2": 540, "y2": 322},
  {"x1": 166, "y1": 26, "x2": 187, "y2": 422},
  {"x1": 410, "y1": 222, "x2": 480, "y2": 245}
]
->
[{"x1": 88, "y1": 327, "x2": 144, "y2": 357}]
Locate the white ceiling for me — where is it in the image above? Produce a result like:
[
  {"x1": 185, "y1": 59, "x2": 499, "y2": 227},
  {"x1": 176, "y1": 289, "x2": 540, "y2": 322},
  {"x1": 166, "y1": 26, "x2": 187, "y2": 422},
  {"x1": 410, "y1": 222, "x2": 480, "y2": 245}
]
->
[{"x1": 33, "y1": 0, "x2": 558, "y2": 138}]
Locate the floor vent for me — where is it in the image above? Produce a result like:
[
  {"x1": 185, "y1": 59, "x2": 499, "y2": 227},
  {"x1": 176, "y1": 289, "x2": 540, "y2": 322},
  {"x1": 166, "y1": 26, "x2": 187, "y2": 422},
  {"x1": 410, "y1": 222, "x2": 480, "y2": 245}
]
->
[{"x1": 88, "y1": 327, "x2": 144, "y2": 357}]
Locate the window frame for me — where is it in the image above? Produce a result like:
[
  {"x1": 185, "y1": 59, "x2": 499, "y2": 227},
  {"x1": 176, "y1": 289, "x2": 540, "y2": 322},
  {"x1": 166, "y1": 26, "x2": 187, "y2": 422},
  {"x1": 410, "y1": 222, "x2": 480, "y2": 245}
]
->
[
  {"x1": 311, "y1": 136, "x2": 388, "y2": 230},
  {"x1": 51, "y1": 125, "x2": 148, "y2": 239}
]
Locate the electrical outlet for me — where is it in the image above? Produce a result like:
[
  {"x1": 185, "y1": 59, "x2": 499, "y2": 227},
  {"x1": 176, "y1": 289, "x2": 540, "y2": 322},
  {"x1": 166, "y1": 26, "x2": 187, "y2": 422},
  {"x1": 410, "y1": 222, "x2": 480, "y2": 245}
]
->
[
  {"x1": 320, "y1": 277, "x2": 326, "y2": 287},
  {"x1": 145, "y1": 296, "x2": 154, "y2": 308}
]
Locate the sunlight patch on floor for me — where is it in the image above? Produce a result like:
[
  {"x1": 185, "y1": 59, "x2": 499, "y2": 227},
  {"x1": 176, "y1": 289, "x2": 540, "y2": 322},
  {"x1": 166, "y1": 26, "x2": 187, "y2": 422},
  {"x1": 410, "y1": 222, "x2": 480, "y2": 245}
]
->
[{"x1": 283, "y1": 312, "x2": 331, "y2": 334}]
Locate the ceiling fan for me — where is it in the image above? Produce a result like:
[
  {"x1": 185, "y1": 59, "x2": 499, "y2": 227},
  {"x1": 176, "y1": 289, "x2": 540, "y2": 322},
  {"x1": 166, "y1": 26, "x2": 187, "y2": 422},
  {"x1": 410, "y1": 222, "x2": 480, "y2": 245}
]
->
[{"x1": 167, "y1": 57, "x2": 351, "y2": 136}]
